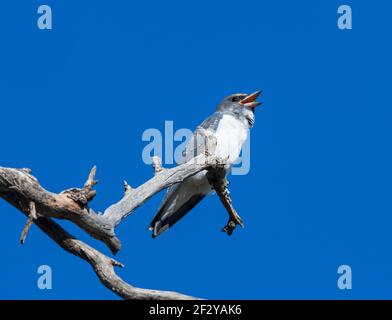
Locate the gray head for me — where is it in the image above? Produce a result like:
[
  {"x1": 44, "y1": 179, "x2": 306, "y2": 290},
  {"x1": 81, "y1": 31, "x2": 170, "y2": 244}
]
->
[{"x1": 216, "y1": 90, "x2": 262, "y2": 128}]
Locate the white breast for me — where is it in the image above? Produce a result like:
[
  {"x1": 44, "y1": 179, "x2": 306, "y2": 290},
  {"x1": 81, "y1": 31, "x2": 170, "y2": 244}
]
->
[{"x1": 214, "y1": 114, "x2": 249, "y2": 165}]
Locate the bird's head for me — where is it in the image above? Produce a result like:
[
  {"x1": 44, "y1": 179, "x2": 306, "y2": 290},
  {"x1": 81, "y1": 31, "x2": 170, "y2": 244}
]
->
[{"x1": 216, "y1": 90, "x2": 262, "y2": 128}]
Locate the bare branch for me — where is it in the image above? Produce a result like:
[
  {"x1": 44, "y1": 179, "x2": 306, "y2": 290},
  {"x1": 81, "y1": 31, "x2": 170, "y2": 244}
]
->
[
  {"x1": 0, "y1": 150, "x2": 219, "y2": 254},
  {"x1": 152, "y1": 156, "x2": 163, "y2": 175},
  {"x1": 103, "y1": 153, "x2": 220, "y2": 227},
  {"x1": 22, "y1": 213, "x2": 198, "y2": 299},
  {"x1": 0, "y1": 129, "x2": 241, "y2": 299},
  {"x1": 0, "y1": 131, "x2": 238, "y2": 256},
  {"x1": 20, "y1": 201, "x2": 37, "y2": 244},
  {"x1": 0, "y1": 166, "x2": 204, "y2": 299},
  {"x1": 83, "y1": 165, "x2": 98, "y2": 202},
  {"x1": 84, "y1": 165, "x2": 98, "y2": 191},
  {"x1": 0, "y1": 167, "x2": 121, "y2": 253},
  {"x1": 123, "y1": 180, "x2": 133, "y2": 194}
]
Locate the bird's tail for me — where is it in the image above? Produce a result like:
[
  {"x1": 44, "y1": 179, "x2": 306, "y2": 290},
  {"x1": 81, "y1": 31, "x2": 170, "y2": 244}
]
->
[{"x1": 149, "y1": 180, "x2": 206, "y2": 238}]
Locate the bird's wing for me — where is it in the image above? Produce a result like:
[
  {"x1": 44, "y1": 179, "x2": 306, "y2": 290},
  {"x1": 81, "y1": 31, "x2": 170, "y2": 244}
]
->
[
  {"x1": 149, "y1": 180, "x2": 206, "y2": 237},
  {"x1": 149, "y1": 113, "x2": 222, "y2": 237},
  {"x1": 178, "y1": 112, "x2": 223, "y2": 164},
  {"x1": 199, "y1": 111, "x2": 223, "y2": 131}
]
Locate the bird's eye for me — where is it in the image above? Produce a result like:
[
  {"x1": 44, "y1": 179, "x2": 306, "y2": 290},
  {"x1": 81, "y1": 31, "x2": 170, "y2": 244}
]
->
[{"x1": 231, "y1": 96, "x2": 242, "y2": 102}]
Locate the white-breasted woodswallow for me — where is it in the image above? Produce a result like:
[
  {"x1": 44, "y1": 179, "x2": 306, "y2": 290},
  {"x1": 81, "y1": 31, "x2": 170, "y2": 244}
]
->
[{"x1": 149, "y1": 91, "x2": 262, "y2": 237}]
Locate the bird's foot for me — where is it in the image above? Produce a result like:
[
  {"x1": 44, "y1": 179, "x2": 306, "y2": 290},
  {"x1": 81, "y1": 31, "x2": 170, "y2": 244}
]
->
[{"x1": 221, "y1": 215, "x2": 244, "y2": 236}]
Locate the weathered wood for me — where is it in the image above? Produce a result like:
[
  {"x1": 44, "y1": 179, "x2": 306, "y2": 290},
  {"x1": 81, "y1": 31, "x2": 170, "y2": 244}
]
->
[
  {"x1": 103, "y1": 153, "x2": 221, "y2": 227},
  {"x1": 0, "y1": 152, "x2": 218, "y2": 254},
  {"x1": 0, "y1": 131, "x2": 242, "y2": 299},
  {"x1": 29, "y1": 213, "x2": 198, "y2": 300},
  {"x1": 0, "y1": 172, "x2": 200, "y2": 300},
  {"x1": 19, "y1": 201, "x2": 37, "y2": 244}
]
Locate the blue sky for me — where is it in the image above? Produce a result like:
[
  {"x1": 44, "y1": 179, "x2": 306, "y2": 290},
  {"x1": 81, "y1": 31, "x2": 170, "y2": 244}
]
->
[{"x1": 1, "y1": 0, "x2": 392, "y2": 299}]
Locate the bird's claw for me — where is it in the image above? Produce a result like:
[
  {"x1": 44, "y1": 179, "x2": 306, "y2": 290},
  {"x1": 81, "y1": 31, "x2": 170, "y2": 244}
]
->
[{"x1": 221, "y1": 218, "x2": 244, "y2": 236}]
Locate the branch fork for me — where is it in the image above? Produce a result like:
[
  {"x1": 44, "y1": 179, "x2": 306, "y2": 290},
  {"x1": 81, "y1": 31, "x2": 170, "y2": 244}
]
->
[{"x1": 0, "y1": 131, "x2": 244, "y2": 299}]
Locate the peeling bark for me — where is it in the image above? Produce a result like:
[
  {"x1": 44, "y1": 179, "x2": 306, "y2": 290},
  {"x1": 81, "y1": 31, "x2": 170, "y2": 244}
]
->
[{"x1": 0, "y1": 132, "x2": 243, "y2": 299}]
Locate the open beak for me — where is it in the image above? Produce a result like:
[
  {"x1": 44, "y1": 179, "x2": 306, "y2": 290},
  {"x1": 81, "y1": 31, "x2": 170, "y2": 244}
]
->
[{"x1": 240, "y1": 90, "x2": 262, "y2": 108}]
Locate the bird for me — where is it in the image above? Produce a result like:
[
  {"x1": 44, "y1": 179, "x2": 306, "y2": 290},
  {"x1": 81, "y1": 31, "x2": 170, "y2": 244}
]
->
[{"x1": 149, "y1": 91, "x2": 262, "y2": 238}]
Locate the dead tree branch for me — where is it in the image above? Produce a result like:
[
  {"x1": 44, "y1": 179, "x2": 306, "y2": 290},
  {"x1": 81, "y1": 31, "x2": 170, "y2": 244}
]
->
[
  {"x1": 0, "y1": 152, "x2": 219, "y2": 254},
  {"x1": 19, "y1": 201, "x2": 37, "y2": 244},
  {"x1": 0, "y1": 131, "x2": 243, "y2": 299},
  {"x1": 0, "y1": 164, "x2": 208, "y2": 299},
  {"x1": 26, "y1": 214, "x2": 198, "y2": 299}
]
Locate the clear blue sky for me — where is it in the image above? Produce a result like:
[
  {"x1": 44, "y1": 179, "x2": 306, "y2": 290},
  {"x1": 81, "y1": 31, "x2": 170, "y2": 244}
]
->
[{"x1": 1, "y1": 0, "x2": 392, "y2": 299}]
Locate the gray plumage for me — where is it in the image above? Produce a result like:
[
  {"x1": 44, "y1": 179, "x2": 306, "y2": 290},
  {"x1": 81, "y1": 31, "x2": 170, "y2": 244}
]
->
[{"x1": 149, "y1": 91, "x2": 262, "y2": 238}]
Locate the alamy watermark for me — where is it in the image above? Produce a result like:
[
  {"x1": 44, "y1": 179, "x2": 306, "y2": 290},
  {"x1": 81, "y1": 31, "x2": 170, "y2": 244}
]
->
[
  {"x1": 337, "y1": 4, "x2": 352, "y2": 30},
  {"x1": 37, "y1": 5, "x2": 52, "y2": 30},
  {"x1": 337, "y1": 264, "x2": 352, "y2": 290},
  {"x1": 37, "y1": 265, "x2": 52, "y2": 290},
  {"x1": 141, "y1": 121, "x2": 251, "y2": 176}
]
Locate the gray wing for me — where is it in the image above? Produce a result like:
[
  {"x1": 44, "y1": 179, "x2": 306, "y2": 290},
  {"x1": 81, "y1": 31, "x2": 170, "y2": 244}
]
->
[
  {"x1": 151, "y1": 115, "x2": 212, "y2": 214},
  {"x1": 149, "y1": 182, "x2": 206, "y2": 237},
  {"x1": 177, "y1": 112, "x2": 223, "y2": 164},
  {"x1": 148, "y1": 112, "x2": 222, "y2": 237}
]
